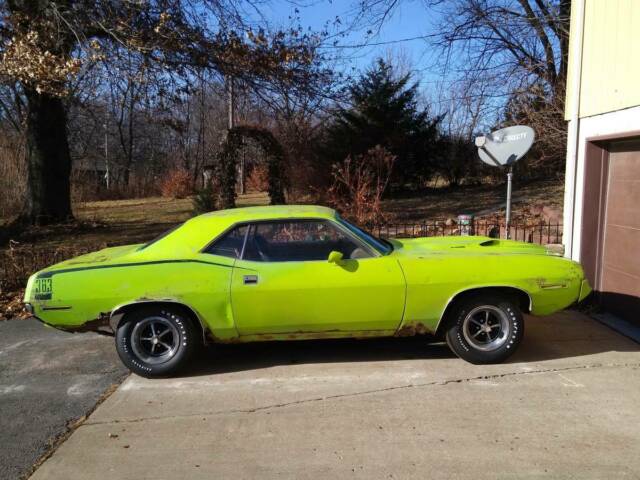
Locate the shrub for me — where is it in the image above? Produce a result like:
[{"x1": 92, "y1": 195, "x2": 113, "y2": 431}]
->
[
  {"x1": 245, "y1": 164, "x2": 269, "y2": 192},
  {"x1": 327, "y1": 145, "x2": 396, "y2": 226},
  {"x1": 160, "y1": 168, "x2": 193, "y2": 199},
  {"x1": 192, "y1": 185, "x2": 216, "y2": 215}
]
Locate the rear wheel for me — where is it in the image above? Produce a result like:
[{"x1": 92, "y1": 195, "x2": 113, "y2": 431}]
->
[
  {"x1": 444, "y1": 294, "x2": 524, "y2": 364},
  {"x1": 115, "y1": 306, "x2": 198, "y2": 378}
]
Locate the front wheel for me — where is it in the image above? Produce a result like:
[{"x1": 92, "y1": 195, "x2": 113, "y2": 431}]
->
[
  {"x1": 444, "y1": 294, "x2": 524, "y2": 364},
  {"x1": 115, "y1": 306, "x2": 198, "y2": 378}
]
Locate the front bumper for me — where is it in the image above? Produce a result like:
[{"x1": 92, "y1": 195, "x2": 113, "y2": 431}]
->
[{"x1": 578, "y1": 278, "x2": 593, "y2": 303}]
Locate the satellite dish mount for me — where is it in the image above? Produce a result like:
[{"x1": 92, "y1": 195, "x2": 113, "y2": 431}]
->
[{"x1": 475, "y1": 126, "x2": 535, "y2": 239}]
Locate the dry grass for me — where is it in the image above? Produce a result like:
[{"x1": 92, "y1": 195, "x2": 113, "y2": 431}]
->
[
  {"x1": 381, "y1": 179, "x2": 564, "y2": 222},
  {"x1": 3, "y1": 192, "x2": 270, "y2": 251},
  {"x1": 2, "y1": 181, "x2": 563, "y2": 250}
]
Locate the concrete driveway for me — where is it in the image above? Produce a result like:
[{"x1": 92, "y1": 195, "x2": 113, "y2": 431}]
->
[
  {"x1": 0, "y1": 319, "x2": 128, "y2": 480},
  {"x1": 30, "y1": 311, "x2": 640, "y2": 479}
]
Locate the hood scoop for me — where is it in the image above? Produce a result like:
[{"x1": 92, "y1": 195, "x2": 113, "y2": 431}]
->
[
  {"x1": 479, "y1": 239, "x2": 500, "y2": 247},
  {"x1": 448, "y1": 239, "x2": 500, "y2": 249}
]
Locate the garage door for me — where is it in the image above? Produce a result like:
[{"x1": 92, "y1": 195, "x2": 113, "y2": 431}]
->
[{"x1": 600, "y1": 140, "x2": 640, "y2": 321}]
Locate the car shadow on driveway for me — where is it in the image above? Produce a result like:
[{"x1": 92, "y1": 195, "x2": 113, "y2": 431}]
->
[
  {"x1": 184, "y1": 336, "x2": 455, "y2": 377},
  {"x1": 181, "y1": 311, "x2": 639, "y2": 377}
]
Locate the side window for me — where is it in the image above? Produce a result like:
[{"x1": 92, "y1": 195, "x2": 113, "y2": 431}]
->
[
  {"x1": 205, "y1": 225, "x2": 248, "y2": 258},
  {"x1": 243, "y1": 220, "x2": 371, "y2": 262}
]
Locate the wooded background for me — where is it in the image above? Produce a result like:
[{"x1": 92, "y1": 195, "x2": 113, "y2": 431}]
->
[{"x1": 0, "y1": 0, "x2": 570, "y2": 226}]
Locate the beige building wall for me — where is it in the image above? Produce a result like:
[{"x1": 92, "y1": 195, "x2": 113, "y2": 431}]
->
[{"x1": 565, "y1": 0, "x2": 640, "y2": 119}]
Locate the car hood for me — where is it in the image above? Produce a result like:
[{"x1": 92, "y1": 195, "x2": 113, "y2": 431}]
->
[{"x1": 389, "y1": 236, "x2": 551, "y2": 257}]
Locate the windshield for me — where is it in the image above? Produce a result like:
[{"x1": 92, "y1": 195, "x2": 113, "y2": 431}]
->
[{"x1": 336, "y1": 216, "x2": 393, "y2": 255}]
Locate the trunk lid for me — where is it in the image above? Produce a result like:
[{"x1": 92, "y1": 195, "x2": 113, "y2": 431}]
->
[{"x1": 41, "y1": 244, "x2": 143, "y2": 272}]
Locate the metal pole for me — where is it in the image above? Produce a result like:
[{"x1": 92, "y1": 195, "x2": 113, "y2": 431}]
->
[{"x1": 505, "y1": 166, "x2": 513, "y2": 239}]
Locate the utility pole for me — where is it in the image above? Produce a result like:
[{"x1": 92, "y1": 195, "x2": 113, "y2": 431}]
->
[
  {"x1": 227, "y1": 76, "x2": 234, "y2": 130},
  {"x1": 104, "y1": 103, "x2": 110, "y2": 190}
]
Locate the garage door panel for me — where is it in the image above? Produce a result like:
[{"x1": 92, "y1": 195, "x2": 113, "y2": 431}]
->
[
  {"x1": 601, "y1": 266, "x2": 640, "y2": 298},
  {"x1": 599, "y1": 141, "x2": 640, "y2": 323},
  {"x1": 605, "y1": 179, "x2": 640, "y2": 229},
  {"x1": 608, "y1": 147, "x2": 640, "y2": 181},
  {"x1": 602, "y1": 224, "x2": 640, "y2": 277}
]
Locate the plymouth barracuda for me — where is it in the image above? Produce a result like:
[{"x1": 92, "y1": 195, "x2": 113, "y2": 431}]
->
[{"x1": 24, "y1": 205, "x2": 591, "y2": 377}]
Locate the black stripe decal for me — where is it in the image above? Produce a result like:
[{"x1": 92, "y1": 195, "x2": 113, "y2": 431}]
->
[
  {"x1": 42, "y1": 306, "x2": 72, "y2": 311},
  {"x1": 37, "y1": 259, "x2": 241, "y2": 279}
]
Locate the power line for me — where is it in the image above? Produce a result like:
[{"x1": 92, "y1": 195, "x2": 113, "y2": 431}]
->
[{"x1": 320, "y1": 33, "x2": 438, "y2": 50}]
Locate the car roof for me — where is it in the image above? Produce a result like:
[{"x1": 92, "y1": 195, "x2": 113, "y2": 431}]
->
[
  {"x1": 196, "y1": 204, "x2": 337, "y2": 223},
  {"x1": 138, "y1": 205, "x2": 338, "y2": 258}
]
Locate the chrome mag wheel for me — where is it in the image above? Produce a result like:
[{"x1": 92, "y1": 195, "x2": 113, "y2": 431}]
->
[
  {"x1": 462, "y1": 305, "x2": 510, "y2": 352},
  {"x1": 130, "y1": 316, "x2": 180, "y2": 365}
]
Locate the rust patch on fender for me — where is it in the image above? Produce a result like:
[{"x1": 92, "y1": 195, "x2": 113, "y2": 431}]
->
[
  {"x1": 207, "y1": 332, "x2": 241, "y2": 344},
  {"x1": 52, "y1": 315, "x2": 112, "y2": 335}
]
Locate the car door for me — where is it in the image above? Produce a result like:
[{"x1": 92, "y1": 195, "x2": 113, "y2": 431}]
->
[{"x1": 230, "y1": 219, "x2": 405, "y2": 335}]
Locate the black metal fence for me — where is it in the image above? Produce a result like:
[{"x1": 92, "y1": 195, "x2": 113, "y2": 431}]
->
[
  {"x1": 371, "y1": 219, "x2": 563, "y2": 245},
  {"x1": 1, "y1": 219, "x2": 563, "y2": 292}
]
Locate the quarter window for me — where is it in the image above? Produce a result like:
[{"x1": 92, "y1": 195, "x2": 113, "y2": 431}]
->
[
  {"x1": 243, "y1": 220, "x2": 371, "y2": 262},
  {"x1": 205, "y1": 225, "x2": 248, "y2": 258}
]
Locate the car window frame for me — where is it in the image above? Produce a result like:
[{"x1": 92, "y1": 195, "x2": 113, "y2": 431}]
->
[
  {"x1": 238, "y1": 218, "x2": 379, "y2": 263},
  {"x1": 201, "y1": 223, "x2": 251, "y2": 259}
]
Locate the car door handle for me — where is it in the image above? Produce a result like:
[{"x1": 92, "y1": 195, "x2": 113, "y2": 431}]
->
[{"x1": 243, "y1": 275, "x2": 259, "y2": 285}]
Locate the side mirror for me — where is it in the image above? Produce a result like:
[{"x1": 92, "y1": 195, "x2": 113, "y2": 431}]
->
[{"x1": 327, "y1": 250, "x2": 344, "y2": 265}]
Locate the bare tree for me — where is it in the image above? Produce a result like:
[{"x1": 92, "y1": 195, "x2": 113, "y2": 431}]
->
[
  {"x1": 0, "y1": 0, "x2": 329, "y2": 226},
  {"x1": 352, "y1": 0, "x2": 571, "y2": 169}
]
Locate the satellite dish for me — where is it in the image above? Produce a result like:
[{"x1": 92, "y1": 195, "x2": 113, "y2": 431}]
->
[
  {"x1": 476, "y1": 125, "x2": 535, "y2": 167},
  {"x1": 473, "y1": 125, "x2": 535, "y2": 240}
]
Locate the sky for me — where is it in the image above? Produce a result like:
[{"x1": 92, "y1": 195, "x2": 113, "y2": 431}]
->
[
  {"x1": 254, "y1": 1, "x2": 501, "y2": 133},
  {"x1": 260, "y1": 1, "x2": 446, "y2": 96}
]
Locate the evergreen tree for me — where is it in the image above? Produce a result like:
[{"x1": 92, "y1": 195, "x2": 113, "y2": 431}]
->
[{"x1": 323, "y1": 59, "x2": 442, "y2": 190}]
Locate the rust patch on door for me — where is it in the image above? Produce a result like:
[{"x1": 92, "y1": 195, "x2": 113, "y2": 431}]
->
[{"x1": 395, "y1": 322, "x2": 432, "y2": 337}]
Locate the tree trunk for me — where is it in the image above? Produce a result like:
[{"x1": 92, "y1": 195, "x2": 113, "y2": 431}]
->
[{"x1": 21, "y1": 90, "x2": 73, "y2": 225}]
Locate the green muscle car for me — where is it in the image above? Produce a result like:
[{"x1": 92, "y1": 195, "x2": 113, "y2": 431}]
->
[{"x1": 24, "y1": 205, "x2": 591, "y2": 377}]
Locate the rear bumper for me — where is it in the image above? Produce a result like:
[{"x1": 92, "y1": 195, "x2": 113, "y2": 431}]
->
[{"x1": 25, "y1": 304, "x2": 112, "y2": 334}]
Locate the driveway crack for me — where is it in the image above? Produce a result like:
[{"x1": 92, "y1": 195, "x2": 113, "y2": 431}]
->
[{"x1": 83, "y1": 361, "x2": 640, "y2": 426}]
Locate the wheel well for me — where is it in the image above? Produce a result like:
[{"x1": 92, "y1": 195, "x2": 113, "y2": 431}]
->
[
  {"x1": 435, "y1": 287, "x2": 531, "y2": 338},
  {"x1": 110, "y1": 301, "x2": 207, "y2": 344}
]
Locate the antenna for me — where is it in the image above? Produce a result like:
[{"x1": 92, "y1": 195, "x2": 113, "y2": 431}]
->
[{"x1": 475, "y1": 126, "x2": 535, "y2": 239}]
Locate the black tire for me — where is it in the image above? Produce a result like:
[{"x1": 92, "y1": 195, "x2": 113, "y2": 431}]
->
[
  {"x1": 115, "y1": 305, "x2": 198, "y2": 378},
  {"x1": 444, "y1": 293, "x2": 524, "y2": 364}
]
